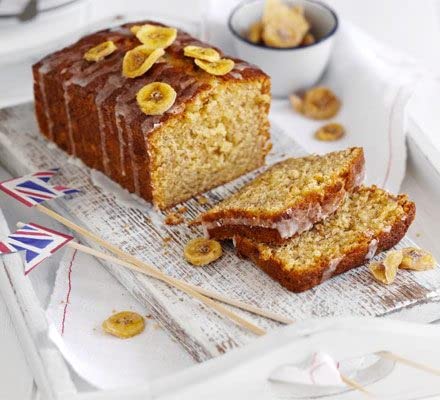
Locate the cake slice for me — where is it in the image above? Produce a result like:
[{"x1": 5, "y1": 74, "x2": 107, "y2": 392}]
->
[
  {"x1": 235, "y1": 186, "x2": 415, "y2": 292},
  {"x1": 201, "y1": 147, "x2": 365, "y2": 244}
]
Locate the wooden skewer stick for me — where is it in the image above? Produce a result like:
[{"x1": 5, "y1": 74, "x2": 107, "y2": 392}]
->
[
  {"x1": 26, "y1": 212, "x2": 266, "y2": 336},
  {"x1": 66, "y1": 240, "x2": 267, "y2": 335},
  {"x1": 30, "y1": 208, "x2": 292, "y2": 325},
  {"x1": 377, "y1": 351, "x2": 440, "y2": 377},
  {"x1": 67, "y1": 240, "x2": 287, "y2": 324},
  {"x1": 341, "y1": 374, "x2": 375, "y2": 398}
]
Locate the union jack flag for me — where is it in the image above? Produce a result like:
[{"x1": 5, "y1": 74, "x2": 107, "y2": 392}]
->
[
  {"x1": 0, "y1": 223, "x2": 73, "y2": 274},
  {"x1": 0, "y1": 168, "x2": 79, "y2": 207}
]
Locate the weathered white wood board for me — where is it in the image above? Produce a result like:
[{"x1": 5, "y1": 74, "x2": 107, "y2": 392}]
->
[{"x1": 1, "y1": 103, "x2": 440, "y2": 362}]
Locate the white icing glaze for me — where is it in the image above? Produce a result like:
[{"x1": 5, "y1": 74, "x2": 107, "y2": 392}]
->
[
  {"x1": 38, "y1": 71, "x2": 54, "y2": 139},
  {"x1": 229, "y1": 71, "x2": 243, "y2": 80},
  {"x1": 95, "y1": 73, "x2": 125, "y2": 175},
  {"x1": 126, "y1": 126, "x2": 140, "y2": 195},
  {"x1": 354, "y1": 165, "x2": 366, "y2": 187},
  {"x1": 365, "y1": 239, "x2": 378, "y2": 260},
  {"x1": 46, "y1": 141, "x2": 57, "y2": 150},
  {"x1": 203, "y1": 186, "x2": 345, "y2": 239},
  {"x1": 62, "y1": 80, "x2": 76, "y2": 155},
  {"x1": 114, "y1": 106, "x2": 128, "y2": 177},
  {"x1": 321, "y1": 257, "x2": 343, "y2": 283}
]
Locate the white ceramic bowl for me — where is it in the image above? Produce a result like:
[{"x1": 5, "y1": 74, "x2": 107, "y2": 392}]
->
[{"x1": 228, "y1": 0, "x2": 338, "y2": 98}]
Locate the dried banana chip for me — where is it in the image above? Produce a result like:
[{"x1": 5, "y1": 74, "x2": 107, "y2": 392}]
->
[
  {"x1": 291, "y1": 4, "x2": 305, "y2": 15},
  {"x1": 122, "y1": 45, "x2": 164, "y2": 78},
  {"x1": 130, "y1": 25, "x2": 141, "y2": 35},
  {"x1": 102, "y1": 311, "x2": 145, "y2": 339},
  {"x1": 262, "y1": 0, "x2": 309, "y2": 47},
  {"x1": 136, "y1": 82, "x2": 177, "y2": 115},
  {"x1": 194, "y1": 58, "x2": 235, "y2": 76},
  {"x1": 247, "y1": 21, "x2": 263, "y2": 43},
  {"x1": 315, "y1": 123, "x2": 345, "y2": 141},
  {"x1": 289, "y1": 94, "x2": 303, "y2": 113},
  {"x1": 84, "y1": 41, "x2": 117, "y2": 62},
  {"x1": 136, "y1": 24, "x2": 177, "y2": 50},
  {"x1": 400, "y1": 247, "x2": 436, "y2": 271},
  {"x1": 184, "y1": 238, "x2": 222, "y2": 266},
  {"x1": 369, "y1": 250, "x2": 402, "y2": 284},
  {"x1": 301, "y1": 87, "x2": 341, "y2": 120},
  {"x1": 301, "y1": 33, "x2": 316, "y2": 46},
  {"x1": 183, "y1": 45, "x2": 220, "y2": 62}
]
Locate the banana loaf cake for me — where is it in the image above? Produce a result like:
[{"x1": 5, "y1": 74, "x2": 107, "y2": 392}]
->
[
  {"x1": 201, "y1": 148, "x2": 365, "y2": 243},
  {"x1": 235, "y1": 186, "x2": 415, "y2": 292},
  {"x1": 33, "y1": 21, "x2": 271, "y2": 209}
]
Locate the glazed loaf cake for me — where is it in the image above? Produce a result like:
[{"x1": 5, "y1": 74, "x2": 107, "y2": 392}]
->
[
  {"x1": 235, "y1": 186, "x2": 415, "y2": 292},
  {"x1": 201, "y1": 148, "x2": 365, "y2": 244},
  {"x1": 33, "y1": 21, "x2": 271, "y2": 209}
]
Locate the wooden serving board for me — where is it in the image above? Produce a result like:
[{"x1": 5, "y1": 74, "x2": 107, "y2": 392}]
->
[{"x1": 1, "y1": 103, "x2": 440, "y2": 362}]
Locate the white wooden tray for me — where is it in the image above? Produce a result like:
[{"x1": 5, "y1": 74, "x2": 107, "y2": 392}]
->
[{"x1": 1, "y1": 103, "x2": 440, "y2": 364}]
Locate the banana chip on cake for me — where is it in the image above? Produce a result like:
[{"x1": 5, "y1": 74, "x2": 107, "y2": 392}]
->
[
  {"x1": 136, "y1": 82, "x2": 176, "y2": 115},
  {"x1": 135, "y1": 24, "x2": 177, "y2": 50},
  {"x1": 123, "y1": 46, "x2": 164, "y2": 78},
  {"x1": 184, "y1": 45, "x2": 220, "y2": 62},
  {"x1": 194, "y1": 58, "x2": 235, "y2": 76},
  {"x1": 84, "y1": 41, "x2": 117, "y2": 62}
]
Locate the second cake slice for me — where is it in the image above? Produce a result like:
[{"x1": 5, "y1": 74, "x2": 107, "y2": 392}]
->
[{"x1": 201, "y1": 147, "x2": 365, "y2": 243}]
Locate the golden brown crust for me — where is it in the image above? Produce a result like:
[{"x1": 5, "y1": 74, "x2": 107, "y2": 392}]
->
[{"x1": 235, "y1": 195, "x2": 416, "y2": 292}]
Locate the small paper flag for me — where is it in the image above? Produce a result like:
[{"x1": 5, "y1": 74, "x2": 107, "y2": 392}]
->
[
  {"x1": 0, "y1": 223, "x2": 73, "y2": 274},
  {"x1": 0, "y1": 168, "x2": 79, "y2": 207}
]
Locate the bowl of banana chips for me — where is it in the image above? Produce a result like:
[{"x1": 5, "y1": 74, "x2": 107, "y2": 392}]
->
[{"x1": 228, "y1": 0, "x2": 338, "y2": 97}]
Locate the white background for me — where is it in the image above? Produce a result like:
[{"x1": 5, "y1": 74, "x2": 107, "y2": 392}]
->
[{"x1": 1, "y1": 0, "x2": 440, "y2": 398}]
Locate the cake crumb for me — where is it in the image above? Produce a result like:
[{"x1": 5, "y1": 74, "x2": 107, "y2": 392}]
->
[
  {"x1": 165, "y1": 212, "x2": 184, "y2": 225},
  {"x1": 188, "y1": 217, "x2": 202, "y2": 227},
  {"x1": 196, "y1": 195, "x2": 209, "y2": 205},
  {"x1": 162, "y1": 236, "x2": 172, "y2": 246},
  {"x1": 177, "y1": 206, "x2": 188, "y2": 214}
]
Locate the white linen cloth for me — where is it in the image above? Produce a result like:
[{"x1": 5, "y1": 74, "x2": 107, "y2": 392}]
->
[
  {"x1": 46, "y1": 247, "x2": 194, "y2": 389},
  {"x1": 44, "y1": 5, "x2": 440, "y2": 390}
]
